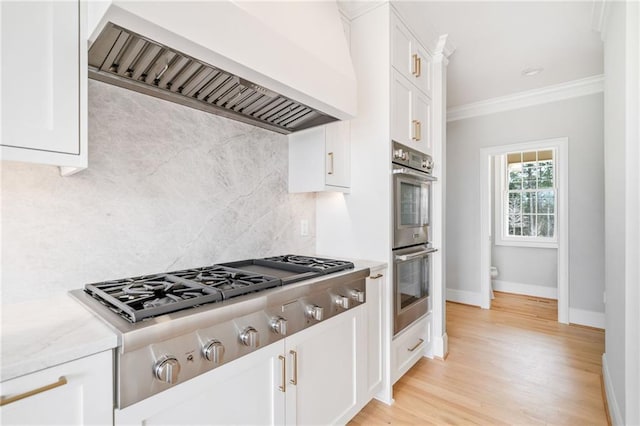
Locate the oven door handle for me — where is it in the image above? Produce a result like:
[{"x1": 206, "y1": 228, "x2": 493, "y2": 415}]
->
[
  {"x1": 392, "y1": 167, "x2": 438, "y2": 182},
  {"x1": 395, "y1": 248, "x2": 438, "y2": 262}
]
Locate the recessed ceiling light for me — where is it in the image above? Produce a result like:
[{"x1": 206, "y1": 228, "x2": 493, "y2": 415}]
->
[{"x1": 522, "y1": 67, "x2": 544, "y2": 76}]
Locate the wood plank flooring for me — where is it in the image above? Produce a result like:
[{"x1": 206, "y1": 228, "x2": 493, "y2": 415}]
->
[
  {"x1": 350, "y1": 296, "x2": 607, "y2": 425},
  {"x1": 491, "y1": 291, "x2": 558, "y2": 321}
]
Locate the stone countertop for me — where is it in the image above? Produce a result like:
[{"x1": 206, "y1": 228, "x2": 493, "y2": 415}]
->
[{"x1": 1, "y1": 294, "x2": 118, "y2": 382}]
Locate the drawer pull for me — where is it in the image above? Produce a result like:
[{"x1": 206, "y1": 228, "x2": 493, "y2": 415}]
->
[
  {"x1": 289, "y1": 350, "x2": 298, "y2": 385},
  {"x1": 407, "y1": 338, "x2": 425, "y2": 352},
  {"x1": 369, "y1": 273, "x2": 383, "y2": 279},
  {"x1": 0, "y1": 376, "x2": 67, "y2": 406}
]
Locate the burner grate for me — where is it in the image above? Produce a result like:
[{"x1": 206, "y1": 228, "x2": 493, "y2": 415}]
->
[
  {"x1": 169, "y1": 266, "x2": 282, "y2": 299},
  {"x1": 258, "y1": 255, "x2": 355, "y2": 275}
]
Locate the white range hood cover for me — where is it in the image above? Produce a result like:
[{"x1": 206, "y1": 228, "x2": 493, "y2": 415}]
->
[{"x1": 87, "y1": 1, "x2": 357, "y2": 124}]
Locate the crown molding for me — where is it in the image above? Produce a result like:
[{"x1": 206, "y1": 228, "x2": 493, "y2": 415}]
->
[
  {"x1": 434, "y1": 34, "x2": 456, "y2": 59},
  {"x1": 447, "y1": 74, "x2": 604, "y2": 122},
  {"x1": 337, "y1": 0, "x2": 385, "y2": 21}
]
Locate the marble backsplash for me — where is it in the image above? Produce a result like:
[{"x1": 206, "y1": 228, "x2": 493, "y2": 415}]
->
[{"x1": 0, "y1": 80, "x2": 316, "y2": 304}]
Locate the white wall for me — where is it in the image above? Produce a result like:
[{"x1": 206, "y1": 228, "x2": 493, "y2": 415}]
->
[
  {"x1": 602, "y1": 1, "x2": 640, "y2": 424},
  {"x1": 446, "y1": 93, "x2": 604, "y2": 314},
  {"x1": 0, "y1": 80, "x2": 316, "y2": 304}
]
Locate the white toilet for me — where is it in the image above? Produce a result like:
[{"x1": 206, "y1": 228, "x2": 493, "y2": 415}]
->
[{"x1": 490, "y1": 266, "x2": 499, "y2": 299}]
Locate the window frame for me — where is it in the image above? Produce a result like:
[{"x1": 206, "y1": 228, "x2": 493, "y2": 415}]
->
[{"x1": 495, "y1": 148, "x2": 559, "y2": 249}]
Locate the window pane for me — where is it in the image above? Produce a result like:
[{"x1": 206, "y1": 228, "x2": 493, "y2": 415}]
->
[
  {"x1": 508, "y1": 192, "x2": 521, "y2": 230},
  {"x1": 523, "y1": 164, "x2": 536, "y2": 189},
  {"x1": 538, "y1": 161, "x2": 554, "y2": 188},
  {"x1": 548, "y1": 216, "x2": 555, "y2": 238},
  {"x1": 523, "y1": 151, "x2": 536, "y2": 162},
  {"x1": 507, "y1": 153, "x2": 522, "y2": 164},
  {"x1": 522, "y1": 192, "x2": 536, "y2": 213},
  {"x1": 522, "y1": 215, "x2": 535, "y2": 236},
  {"x1": 537, "y1": 190, "x2": 554, "y2": 213},
  {"x1": 537, "y1": 215, "x2": 549, "y2": 237},
  {"x1": 538, "y1": 150, "x2": 553, "y2": 161},
  {"x1": 508, "y1": 164, "x2": 522, "y2": 190}
]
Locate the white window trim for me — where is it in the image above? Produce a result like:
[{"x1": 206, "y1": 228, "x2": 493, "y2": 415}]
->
[{"x1": 493, "y1": 142, "x2": 566, "y2": 249}]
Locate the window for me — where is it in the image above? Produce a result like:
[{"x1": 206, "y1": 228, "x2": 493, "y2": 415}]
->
[{"x1": 499, "y1": 149, "x2": 557, "y2": 246}]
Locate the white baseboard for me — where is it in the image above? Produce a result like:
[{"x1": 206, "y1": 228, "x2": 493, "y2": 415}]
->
[
  {"x1": 602, "y1": 353, "x2": 623, "y2": 425},
  {"x1": 569, "y1": 308, "x2": 605, "y2": 329},
  {"x1": 492, "y1": 280, "x2": 558, "y2": 299},
  {"x1": 446, "y1": 288, "x2": 482, "y2": 307}
]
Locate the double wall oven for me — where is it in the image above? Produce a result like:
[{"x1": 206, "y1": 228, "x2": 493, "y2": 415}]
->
[{"x1": 391, "y1": 141, "x2": 437, "y2": 335}]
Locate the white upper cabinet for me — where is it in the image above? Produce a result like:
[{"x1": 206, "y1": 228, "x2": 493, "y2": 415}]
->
[
  {"x1": 289, "y1": 121, "x2": 351, "y2": 193},
  {"x1": 391, "y1": 70, "x2": 432, "y2": 155},
  {"x1": 0, "y1": 0, "x2": 87, "y2": 175},
  {"x1": 391, "y1": 13, "x2": 432, "y2": 98}
]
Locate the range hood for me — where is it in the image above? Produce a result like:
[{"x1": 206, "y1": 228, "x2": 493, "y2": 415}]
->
[{"x1": 87, "y1": 1, "x2": 357, "y2": 134}]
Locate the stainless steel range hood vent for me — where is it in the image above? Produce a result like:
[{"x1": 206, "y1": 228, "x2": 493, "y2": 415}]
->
[{"x1": 88, "y1": 23, "x2": 338, "y2": 134}]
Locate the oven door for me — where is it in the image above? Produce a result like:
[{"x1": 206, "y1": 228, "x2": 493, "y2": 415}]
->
[
  {"x1": 392, "y1": 166, "x2": 435, "y2": 249},
  {"x1": 393, "y1": 245, "x2": 437, "y2": 335}
]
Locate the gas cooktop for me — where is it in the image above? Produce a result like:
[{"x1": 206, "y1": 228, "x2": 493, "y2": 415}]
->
[{"x1": 83, "y1": 255, "x2": 354, "y2": 323}]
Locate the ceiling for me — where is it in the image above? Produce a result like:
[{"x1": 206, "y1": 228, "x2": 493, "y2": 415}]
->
[{"x1": 386, "y1": 1, "x2": 604, "y2": 107}]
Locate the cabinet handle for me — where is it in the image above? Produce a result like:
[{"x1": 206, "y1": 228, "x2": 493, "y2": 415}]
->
[
  {"x1": 412, "y1": 120, "x2": 420, "y2": 141},
  {"x1": 327, "y1": 152, "x2": 334, "y2": 175},
  {"x1": 0, "y1": 376, "x2": 67, "y2": 407},
  {"x1": 416, "y1": 55, "x2": 422, "y2": 78},
  {"x1": 369, "y1": 273, "x2": 383, "y2": 279},
  {"x1": 278, "y1": 355, "x2": 286, "y2": 392},
  {"x1": 408, "y1": 338, "x2": 425, "y2": 352},
  {"x1": 416, "y1": 120, "x2": 422, "y2": 141},
  {"x1": 289, "y1": 350, "x2": 298, "y2": 385},
  {"x1": 412, "y1": 53, "x2": 419, "y2": 76}
]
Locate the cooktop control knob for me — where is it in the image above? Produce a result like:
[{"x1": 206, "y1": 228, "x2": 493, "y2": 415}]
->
[
  {"x1": 393, "y1": 149, "x2": 404, "y2": 160},
  {"x1": 154, "y1": 355, "x2": 181, "y2": 384},
  {"x1": 239, "y1": 326, "x2": 259, "y2": 347},
  {"x1": 270, "y1": 317, "x2": 288, "y2": 336},
  {"x1": 350, "y1": 289, "x2": 365, "y2": 303},
  {"x1": 305, "y1": 305, "x2": 324, "y2": 321},
  {"x1": 335, "y1": 295, "x2": 351, "y2": 309},
  {"x1": 202, "y1": 339, "x2": 225, "y2": 364}
]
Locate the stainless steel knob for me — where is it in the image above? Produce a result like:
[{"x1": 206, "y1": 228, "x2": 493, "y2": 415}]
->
[
  {"x1": 394, "y1": 149, "x2": 404, "y2": 160},
  {"x1": 350, "y1": 289, "x2": 365, "y2": 303},
  {"x1": 305, "y1": 305, "x2": 324, "y2": 321},
  {"x1": 202, "y1": 339, "x2": 225, "y2": 363},
  {"x1": 335, "y1": 295, "x2": 350, "y2": 309},
  {"x1": 270, "y1": 317, "x2": 288, "y2": 336},
  {"x1": 154, "y1": 355, "x2": 181, "y2": 384},
  {"x1": 239, "y1": 326, "x2": 259, "y2": 347}
]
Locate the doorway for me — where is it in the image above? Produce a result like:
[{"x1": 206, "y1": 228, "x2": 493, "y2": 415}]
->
[{"x1": 479, "y1": 138, "x2": 569, "y2": 323}]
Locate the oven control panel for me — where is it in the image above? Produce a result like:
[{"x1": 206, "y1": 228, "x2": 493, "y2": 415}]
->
[{"x1": 392, "y1": 140, "x2": 433, "y2": 174}]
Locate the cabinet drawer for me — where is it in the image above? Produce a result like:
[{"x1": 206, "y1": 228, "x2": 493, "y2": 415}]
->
[{"x1": 392, "y1": 315, "x2": 430, "y2": 384}]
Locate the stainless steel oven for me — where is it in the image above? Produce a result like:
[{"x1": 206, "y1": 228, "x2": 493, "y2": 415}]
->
[
  {"x1": 391, "y1": 141, "x2": 438, "y2": 335},
  {"x1": 393, "y1": 245, "x2": 437, "y2": 335},
  {"x1": 392, "y1": 141, "x2": 436, "y2": 249}
]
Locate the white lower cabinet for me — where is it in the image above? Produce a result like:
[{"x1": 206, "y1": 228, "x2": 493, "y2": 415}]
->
[
  {"x1": 0, "y1": 350, "x2": 113, "y2": 425},
  {"x1": 285, "y1": 305, "x2": 366, "y2": 425},
  {"x1": 115, "y1": 306, "x2": 367, "y2": 425},
  {"x1": 366, "y1": 271, "x2": 385, "y2": 398},
  {"x1": 115, "y1": 341, "x2": 286, "y2": 425},
  {"x1": 392, "y1": 314, "x2": 431, "y2": 384}
]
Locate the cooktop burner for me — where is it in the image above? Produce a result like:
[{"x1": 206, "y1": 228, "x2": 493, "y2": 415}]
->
[
  {"x1": 259, "y1": 254, "x2": 355, "y2": 274},
  {"x1": 83, "y1": 255, "x2": 354, "y2": 323}
]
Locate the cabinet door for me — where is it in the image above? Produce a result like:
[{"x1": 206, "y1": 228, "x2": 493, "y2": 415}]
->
[
  {"x1": 391, "y1": 70, "x2": 413, "y2": 146},
  {"x1": 391, "y1": 14, "x2": 413, "y2": 81},
  {"x1": 115, "y1": 342, "x2": 286, "y2": 425},
  {"x1": 285, "y1": 306, "x2": 365, "y2": 426},
  {"x1": 1, "y1": 0, "x2": 87, "y2": 171},
  {"x1": 0, "y1": 350, "x2": 113, "y2": 425},
  {"x1": 325, "y1": 120, "x2": 350, "y2": 189},
  {"x1": 413, "y1": 90, "x2": 432, "y2": 155},
  {"x1": 366, "y1": 271, "x2": 385, "y2": 398},
  {"x1": 414, "y1": 45, "x2": 432, "y2": 97}
]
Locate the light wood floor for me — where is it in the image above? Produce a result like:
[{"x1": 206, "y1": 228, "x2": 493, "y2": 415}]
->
[{"x1": 350, "y1": 294, "x2": 607, "y2": 425}]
